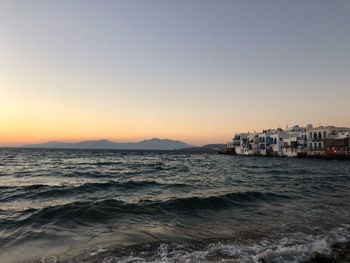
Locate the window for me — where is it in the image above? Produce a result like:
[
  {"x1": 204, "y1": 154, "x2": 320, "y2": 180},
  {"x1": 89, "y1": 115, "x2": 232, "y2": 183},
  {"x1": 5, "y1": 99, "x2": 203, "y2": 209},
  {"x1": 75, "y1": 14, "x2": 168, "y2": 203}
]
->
[
  {"x1": 310, "y1": 143, "x2": 312, "y2": 148},
  {"x1": 309, "y1": 132, "x2": 312, "y2": 138},
  {"x1": 323, "y1": 131, "x2": 326, "y2": 138},
  {"x1": 318, "y1": 132, "x2": 322, "y2": 139},
  {"x1": 314, "y1": 132, "x2": 317, "y2": 139},
  {"x1": 319, "y1": 142, "x2": 322, "y2": 148}
]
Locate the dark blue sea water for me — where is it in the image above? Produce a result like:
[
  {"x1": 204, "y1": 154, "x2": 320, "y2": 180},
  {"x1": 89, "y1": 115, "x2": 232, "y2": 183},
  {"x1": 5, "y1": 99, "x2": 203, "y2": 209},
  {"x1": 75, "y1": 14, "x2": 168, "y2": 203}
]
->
[{"x1": 0, "y1": 148, "x2": 349, "y2": 263}]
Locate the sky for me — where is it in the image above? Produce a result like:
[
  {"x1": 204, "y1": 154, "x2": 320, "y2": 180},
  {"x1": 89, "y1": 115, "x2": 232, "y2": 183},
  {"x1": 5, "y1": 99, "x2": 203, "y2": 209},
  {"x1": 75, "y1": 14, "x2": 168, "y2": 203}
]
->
[{"x1": 1, "y1": 0, "x2": 350, "y2": 146}]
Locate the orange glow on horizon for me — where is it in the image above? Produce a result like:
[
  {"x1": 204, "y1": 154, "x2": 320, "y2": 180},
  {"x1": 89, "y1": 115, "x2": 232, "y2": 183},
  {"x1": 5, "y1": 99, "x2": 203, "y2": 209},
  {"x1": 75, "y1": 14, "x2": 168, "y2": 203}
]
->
[{"x1": 1, "y1": 1, "x2": 350, "y2": 147}]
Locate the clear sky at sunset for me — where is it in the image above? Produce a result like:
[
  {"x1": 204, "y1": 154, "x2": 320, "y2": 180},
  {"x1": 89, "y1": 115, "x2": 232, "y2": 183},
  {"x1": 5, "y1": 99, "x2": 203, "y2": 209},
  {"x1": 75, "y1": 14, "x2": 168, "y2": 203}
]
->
[{"x1": 1, "y1": 0, "x2": 349, "y2": 146}]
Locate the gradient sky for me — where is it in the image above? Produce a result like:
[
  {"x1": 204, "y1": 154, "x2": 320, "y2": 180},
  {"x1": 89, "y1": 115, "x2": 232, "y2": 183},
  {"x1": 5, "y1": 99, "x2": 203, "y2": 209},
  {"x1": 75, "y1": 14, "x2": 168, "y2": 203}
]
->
[{"x1": 1, "y1": 0, "x2": 350, "y2": 146}]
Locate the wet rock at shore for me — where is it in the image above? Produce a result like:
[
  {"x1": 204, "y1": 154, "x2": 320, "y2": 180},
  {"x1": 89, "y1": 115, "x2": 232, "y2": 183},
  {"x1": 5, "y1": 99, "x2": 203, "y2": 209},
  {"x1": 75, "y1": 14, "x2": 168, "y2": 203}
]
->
[{"x1": 305, "y1": 242, "x2": 350, "y2": 263}]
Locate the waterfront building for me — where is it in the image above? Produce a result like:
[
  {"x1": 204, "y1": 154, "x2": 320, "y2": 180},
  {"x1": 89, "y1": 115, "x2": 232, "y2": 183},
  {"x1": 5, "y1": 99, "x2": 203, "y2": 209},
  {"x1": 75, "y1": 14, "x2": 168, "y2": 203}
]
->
[
  {"x1": 307, "y1": 126, "x2": 350, "y2": 156},
  {"x1": 282, "y1": 125, "x2": 308, "y2": 157},
  {"x1": 227, "y1": 133, "x2": 249, "y2": 154},
  {"x1": 323, "y1": 131, "x2": 350, "y2": 157},
  {"x1": 282, "y1": 136, "x2": 298, "y2": 157},
  {"x1": 228, "y1": 124, "x2": 350, "y2": 158},
  {"x1": 269, "y1": 129, "x2": 287, "y2": 156}
]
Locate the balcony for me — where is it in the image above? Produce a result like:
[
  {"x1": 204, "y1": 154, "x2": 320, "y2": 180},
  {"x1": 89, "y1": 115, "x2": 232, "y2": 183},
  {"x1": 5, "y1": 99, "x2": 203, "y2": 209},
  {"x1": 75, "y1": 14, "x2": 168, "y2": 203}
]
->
[{"x1": 308, "y1": 147, "x2": 323, "y2": 151}]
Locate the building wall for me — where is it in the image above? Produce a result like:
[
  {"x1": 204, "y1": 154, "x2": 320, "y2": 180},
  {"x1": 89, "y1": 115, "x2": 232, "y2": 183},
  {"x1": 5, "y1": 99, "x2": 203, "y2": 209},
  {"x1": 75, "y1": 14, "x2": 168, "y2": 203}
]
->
[{"x1": 228, "y1": 126, "x2": 350, "y2": 158}]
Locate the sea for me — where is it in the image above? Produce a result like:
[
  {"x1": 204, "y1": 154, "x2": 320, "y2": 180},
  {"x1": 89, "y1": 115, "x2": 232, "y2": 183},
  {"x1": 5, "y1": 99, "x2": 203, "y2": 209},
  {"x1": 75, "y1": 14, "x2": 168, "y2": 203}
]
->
[{"x1": 0, "y1": 148, "x2": 349, "y2": 263}]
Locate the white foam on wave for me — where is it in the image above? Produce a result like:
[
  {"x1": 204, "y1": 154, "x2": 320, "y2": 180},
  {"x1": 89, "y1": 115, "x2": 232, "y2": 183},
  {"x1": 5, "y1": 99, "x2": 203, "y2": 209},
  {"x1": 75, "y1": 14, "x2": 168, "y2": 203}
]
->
[
  {"x1": 89, "y1": 245, "x2": 108, "y2": 256},
  {"x1": 94, "y1": 225, "x2": 350, "y2": 263}
]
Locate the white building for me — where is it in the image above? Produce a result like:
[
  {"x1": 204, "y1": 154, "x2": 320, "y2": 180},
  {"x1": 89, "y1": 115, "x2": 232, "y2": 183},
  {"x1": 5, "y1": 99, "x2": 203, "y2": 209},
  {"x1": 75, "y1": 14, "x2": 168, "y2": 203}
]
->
[
  {"x1": 269, "y1": 130, "x2": 286, "y2": 156},
  {"x1": 282, "y1": 125, "x2": 308, "y2": 157},
  {"x1": 227, "y1": 124, "x2": 350, "y2": 158}
]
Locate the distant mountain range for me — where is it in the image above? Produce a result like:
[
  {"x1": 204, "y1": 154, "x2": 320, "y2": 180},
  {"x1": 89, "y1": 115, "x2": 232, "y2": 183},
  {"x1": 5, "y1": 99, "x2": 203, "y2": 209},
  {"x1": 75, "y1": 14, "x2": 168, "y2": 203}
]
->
[{"x1": 24, "y1": 138, "x2": 195, "y2": 150}]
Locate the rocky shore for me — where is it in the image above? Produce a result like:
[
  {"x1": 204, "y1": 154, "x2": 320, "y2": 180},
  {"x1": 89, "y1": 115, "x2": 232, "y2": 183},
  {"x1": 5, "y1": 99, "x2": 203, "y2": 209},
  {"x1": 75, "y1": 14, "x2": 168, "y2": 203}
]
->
[
  {"x1": 305, "y1": 242, "x2": 350, "y2": 263},
  {"x1": 43, "y1": 241, "x2": 350, "y2": 263}
]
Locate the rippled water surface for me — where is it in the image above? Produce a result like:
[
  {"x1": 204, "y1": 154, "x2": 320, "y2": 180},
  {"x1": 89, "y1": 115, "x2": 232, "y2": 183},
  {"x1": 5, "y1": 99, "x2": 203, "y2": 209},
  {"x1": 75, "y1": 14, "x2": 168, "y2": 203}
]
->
[{"x1": 0, "y1": 148, "x2": 349, "y2": 262}]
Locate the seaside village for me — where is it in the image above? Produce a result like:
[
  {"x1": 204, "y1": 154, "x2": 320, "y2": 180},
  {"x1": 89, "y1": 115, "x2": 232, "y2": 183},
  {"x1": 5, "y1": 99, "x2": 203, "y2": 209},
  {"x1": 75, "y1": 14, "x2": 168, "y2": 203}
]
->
[{"x1": 227, "y1": 125, "x2": 350, "y2": 158}]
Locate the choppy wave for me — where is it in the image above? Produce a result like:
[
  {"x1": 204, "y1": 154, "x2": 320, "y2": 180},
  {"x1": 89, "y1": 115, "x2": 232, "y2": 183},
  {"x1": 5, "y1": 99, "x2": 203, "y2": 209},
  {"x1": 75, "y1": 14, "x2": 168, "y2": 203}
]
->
[
  {"x1": 0, "y1": 180, "x2": 190, "y2": 202},
  {"x1": 0, "y1": 149, "x2": 350, "y2": 263},
  {"x1": 40, "y1": 226, "x2": 350, "y2": 263},
  {"x1": 1, "y1": 191, "x2": 291, "y2": 229}
]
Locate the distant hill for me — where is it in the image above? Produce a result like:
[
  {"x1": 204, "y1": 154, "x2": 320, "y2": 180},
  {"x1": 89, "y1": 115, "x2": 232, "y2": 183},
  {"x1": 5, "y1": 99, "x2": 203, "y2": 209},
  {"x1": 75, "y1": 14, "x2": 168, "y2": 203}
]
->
[
  {"x1": 178, "y1": 144, "x2": 227, "y2": 152},
  {"x1": 24, "y1": 138, "x2": 195, "y2": 150}
]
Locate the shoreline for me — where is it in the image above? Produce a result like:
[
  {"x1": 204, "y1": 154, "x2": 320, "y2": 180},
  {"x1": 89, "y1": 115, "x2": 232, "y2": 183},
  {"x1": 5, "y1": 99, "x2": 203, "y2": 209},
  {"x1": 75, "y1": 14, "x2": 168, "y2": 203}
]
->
[
  {"x1": 34, "y1": 240, "x2": 350, "y2": 263},
  {"x1": 305, "y1": 241, "x2": 350, "y2": 263}
]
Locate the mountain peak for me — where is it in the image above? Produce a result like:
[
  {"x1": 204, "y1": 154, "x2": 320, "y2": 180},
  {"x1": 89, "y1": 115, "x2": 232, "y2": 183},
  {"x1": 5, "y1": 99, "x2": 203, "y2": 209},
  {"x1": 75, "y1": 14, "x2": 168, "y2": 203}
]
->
[{"x1": 96, "y1": 139, "x2": 112, "y2": 143}]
